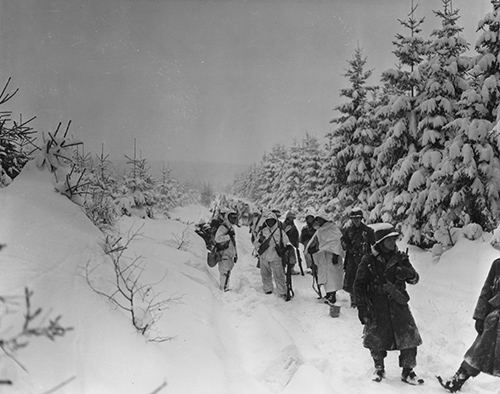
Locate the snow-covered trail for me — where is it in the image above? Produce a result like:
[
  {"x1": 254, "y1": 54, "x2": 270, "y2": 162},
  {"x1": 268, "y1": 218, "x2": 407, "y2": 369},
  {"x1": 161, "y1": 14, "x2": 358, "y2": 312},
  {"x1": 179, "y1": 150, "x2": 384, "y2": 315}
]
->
[{"x1": 119, "y1": 208, "x2": 499, "y2": 394}]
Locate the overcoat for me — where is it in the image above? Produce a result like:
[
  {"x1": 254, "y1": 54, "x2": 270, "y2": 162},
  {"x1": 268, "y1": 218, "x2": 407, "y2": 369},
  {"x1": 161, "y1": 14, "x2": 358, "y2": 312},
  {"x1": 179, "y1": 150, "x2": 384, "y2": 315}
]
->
[
  {"x1": 464, "y1": 258, "x2": 500, "y2": 376},
  {"x1": 354, "y1": 247, "x2": 423, "y2": 351},
  {"x1": 341, "y1": 222, "x2": 374, "y2": 294}
]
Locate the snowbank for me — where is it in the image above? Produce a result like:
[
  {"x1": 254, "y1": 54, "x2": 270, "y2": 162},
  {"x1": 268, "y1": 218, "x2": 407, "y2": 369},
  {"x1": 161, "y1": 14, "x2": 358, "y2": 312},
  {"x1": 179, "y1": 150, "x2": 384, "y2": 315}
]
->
[{"x1": 0, "y1": 164, "x2": 168, "y2": 393}]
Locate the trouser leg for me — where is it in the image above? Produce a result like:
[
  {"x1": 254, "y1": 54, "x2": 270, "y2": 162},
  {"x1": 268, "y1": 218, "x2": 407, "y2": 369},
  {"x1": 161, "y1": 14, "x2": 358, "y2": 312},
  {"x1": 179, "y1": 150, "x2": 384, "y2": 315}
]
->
[
  {"x1": 260, "y1": 259, "x2": 274, "y2": 293},
  {"x1": 370, "y1": 349, "x2": 386, "y2": 370},
  {"x1": 270, "y1": 259, "x2": 287, "y2": 296},
  {"x1": 459, "y1": 360, "x2": 480, "y2": 377},
  {"x1": 399, "y1": 347, "x2": 417, "y2": 369}
]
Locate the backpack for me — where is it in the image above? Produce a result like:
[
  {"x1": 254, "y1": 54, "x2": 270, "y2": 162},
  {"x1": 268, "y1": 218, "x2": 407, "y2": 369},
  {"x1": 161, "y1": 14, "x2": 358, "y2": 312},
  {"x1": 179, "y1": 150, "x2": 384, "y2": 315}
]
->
[
  {"x1": 207, "y1": 246, "x2": 221, "y2": 267},
  {"x1": 207, "y1": 223, "x2": 234, "y2": 267}
]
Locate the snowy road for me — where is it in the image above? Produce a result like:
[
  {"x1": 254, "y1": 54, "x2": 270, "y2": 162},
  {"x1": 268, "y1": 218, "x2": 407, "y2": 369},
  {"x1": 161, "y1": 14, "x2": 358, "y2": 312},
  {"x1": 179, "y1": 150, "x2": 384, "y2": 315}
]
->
[{"x1": 120, "y1": 206, "x2": 499, "y2": 394}]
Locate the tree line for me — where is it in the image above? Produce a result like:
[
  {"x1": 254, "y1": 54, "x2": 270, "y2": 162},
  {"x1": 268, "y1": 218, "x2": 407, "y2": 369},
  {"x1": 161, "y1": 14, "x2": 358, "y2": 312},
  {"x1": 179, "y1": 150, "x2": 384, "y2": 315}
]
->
[{"x1": 232, "y1": 0, "x2": 500, "y2": 247}]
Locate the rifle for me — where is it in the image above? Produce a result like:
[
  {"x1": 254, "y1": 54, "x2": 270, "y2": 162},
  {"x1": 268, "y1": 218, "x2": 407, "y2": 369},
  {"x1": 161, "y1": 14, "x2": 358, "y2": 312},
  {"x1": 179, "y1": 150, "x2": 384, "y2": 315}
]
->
[
  {"x1": 285, "y1": 255, "x2": 294, "y2": 301},
  {"x1": 367, "y1": 257, "x2": 410, "y2": 305},
  {"x1": 310, "y1": 253, "x2": 322, "y2": 299},
  {"x1": 295, "y1": 247, "x2": 305, "y2": 276}
]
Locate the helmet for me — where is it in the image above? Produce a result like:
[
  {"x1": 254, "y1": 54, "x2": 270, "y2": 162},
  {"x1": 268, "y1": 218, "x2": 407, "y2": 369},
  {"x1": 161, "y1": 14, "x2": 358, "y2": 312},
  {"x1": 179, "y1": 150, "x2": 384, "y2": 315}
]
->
[
  {"x1": 350, "y1": 208, "x2": 364, "y2": 218},
  {"x1": 315, "y1": 208, "x2": 330, "y2": 222},
  {"x1": 370, "y1": 223, "x2": 400, "y2": 245}
]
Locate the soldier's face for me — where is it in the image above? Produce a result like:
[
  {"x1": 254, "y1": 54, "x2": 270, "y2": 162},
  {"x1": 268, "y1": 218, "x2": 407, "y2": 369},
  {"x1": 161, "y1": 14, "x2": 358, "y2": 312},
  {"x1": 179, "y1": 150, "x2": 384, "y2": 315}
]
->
[
  {"x1": 382, "y1": 236, "x2": 397, "y2": 251},
  {"x1": 352, "y1": 217, "x2": 362, "y2": 227},
  {"x1": 265, "y1": 218, "x2": 277, "y2": 228}
]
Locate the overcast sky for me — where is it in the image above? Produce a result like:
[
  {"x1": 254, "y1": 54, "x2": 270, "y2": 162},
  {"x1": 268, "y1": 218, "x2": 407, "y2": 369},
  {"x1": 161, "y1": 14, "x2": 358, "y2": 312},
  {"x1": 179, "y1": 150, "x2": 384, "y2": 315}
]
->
[{"x1": 0, "y1": 0, "x2": 493, "y2": 165}]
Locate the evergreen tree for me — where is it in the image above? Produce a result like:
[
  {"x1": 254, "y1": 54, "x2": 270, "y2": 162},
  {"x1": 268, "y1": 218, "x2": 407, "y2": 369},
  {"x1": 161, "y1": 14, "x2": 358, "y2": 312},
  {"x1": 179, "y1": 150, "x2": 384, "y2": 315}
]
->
[
  {"x1": 275, "y1": 140, "x2": 302, "y2": 211},
  {"x1": 435, "y1": 0, "x2": 500, "y2": 232},
  {"x1": 257, "y1": 144, "x2": 287, "y2": 208},
  {"x1": 332, "y1": 47, "x2": 377, "y2": 217},
  {"x1": 119, "y1": 140, "x2": 157, "y2": 218},
  {"x1": 200, "y1": 182, "x2": 215, "y2": 207},
  {"x1": 371, "y1": 1, "x2": 429, "y2": 224},
  {"x1": 0, "y1": 79, "x2": 36, "y2": 186},
  {"x1": 300, "y1": 134, "x2": 322, "y2": 210},
  {"x1": 406, "y1": 0, "x2": 471, "y2": 245}
]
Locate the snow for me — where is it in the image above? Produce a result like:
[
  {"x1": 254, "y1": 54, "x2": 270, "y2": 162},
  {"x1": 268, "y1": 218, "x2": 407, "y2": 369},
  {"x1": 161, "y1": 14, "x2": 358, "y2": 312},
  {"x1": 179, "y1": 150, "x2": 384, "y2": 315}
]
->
[{"x1": 1, "y1": 168, "x2": 500, "y2": 393}]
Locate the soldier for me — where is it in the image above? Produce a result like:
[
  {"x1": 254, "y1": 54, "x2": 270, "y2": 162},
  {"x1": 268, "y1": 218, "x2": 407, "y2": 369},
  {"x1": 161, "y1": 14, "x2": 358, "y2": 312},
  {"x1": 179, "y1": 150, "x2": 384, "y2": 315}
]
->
[
  {"x1": 214, "y1": 210, "x2": 238, "y2": 292},
  {"x1": 254, "y1": 210, "x2": 290, "y2": 300},
  {"x1": 300, "y1": 212, "x2": 316, "y2": 272},
  {"x1": 438, "y1": 258, "x2": 500, "y2": 392},
  {"x1": 354, "y1": 223, "x2": 423, "y2": 385},
  {"x1": 283, "y1": 211, "x2": 303, "y2": 275},
  {"x1": 341, "y1": 208, "x2": 374, "y2": 307},
  {"x1": 306, "y1": 211, "x2": 344, "y2": 304}
]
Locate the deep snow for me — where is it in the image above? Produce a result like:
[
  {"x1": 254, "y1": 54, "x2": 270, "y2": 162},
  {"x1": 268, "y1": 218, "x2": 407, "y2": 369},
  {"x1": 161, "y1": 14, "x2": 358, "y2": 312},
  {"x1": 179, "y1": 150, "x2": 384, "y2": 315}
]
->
[{"x1": 0, "y1": 165, "x2": 499, "y2": 393}]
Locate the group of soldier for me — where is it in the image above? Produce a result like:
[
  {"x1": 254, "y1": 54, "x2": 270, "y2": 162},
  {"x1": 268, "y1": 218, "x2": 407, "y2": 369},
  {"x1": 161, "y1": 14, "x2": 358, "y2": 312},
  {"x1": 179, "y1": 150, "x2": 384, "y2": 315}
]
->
[{"x1": 198, "y1": 200, "x2": 500, "y2": 391}]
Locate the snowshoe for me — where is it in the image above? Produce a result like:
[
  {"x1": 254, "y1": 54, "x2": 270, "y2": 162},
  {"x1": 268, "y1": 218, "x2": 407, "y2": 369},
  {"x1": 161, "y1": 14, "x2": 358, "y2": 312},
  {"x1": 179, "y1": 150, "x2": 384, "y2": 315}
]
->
[
  {"x1": 401, "y1": 369, "x2": 424, "y2": 385},
  {"x1": 372, "y1": 369, "x2": 385, "y2": 382},
  {"x1": 436, "y1": 374, "x2": 467, "y2": 392}
]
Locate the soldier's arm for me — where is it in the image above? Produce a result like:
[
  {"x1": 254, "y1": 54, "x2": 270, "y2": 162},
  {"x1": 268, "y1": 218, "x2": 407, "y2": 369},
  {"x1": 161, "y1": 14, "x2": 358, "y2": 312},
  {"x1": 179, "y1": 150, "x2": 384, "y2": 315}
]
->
[
  {"x1": 396, "y1": 253, "x2": 419, "y2": 285},
  {"x1": 215, "y1": 226, "x2": 230, "y2": 244},
  {"x1": 473, "y1": 259, "x2": 499, "y2": 320},
  {"x1": 354, "y1": 256, "x2": 370, "y2": 309}
]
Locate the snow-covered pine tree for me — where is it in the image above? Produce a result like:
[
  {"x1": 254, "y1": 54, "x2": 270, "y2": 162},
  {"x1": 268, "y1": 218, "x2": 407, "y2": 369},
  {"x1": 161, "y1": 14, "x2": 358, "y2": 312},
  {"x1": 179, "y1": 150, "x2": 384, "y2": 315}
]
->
[
  {"x1": 0, "y1": 78, "x2": 36, "y2": 186},
  {"x1": 35, "y1": 121, "x2": 86, "y2": 205},
  {"x1": 317, "y1": 137, "x2": 337, "y2": 214},
  {"x1": 406, "y1": 0, "x2": 471, "y2": 246},
  {"x1": 82, "y1": 144, "x2": 119, "y2": 228},
  {"x1": 155, "y1": 164, "x2": 179, "y2": 213},
  {"x1": 330, "y1": 47, "x2": 377, "y2": 219},
  {"x1": 300, "y1": 133, "x2": 322, "y2": 211},
  {"x1": 371, "y1": 0, "x2": 428, "y2": 225},
  {"x1": 200, "y1": 182, "x2": 215, "y2": 207},
  {"x1": 274, "y1": 140, "x2": 302, "y2": 211},
  {"x1": 257, "y1": 144, "x2": 287, "y2": 209},
  {"x1": 436, "y1": 0, "x2": 500, "y2": 233},
  {"x1": 242, "y1": 164, "x2": 265, "y2": 203},
  {"x1": 119, "y1": 140, "x2": 157, "y2": 218}
]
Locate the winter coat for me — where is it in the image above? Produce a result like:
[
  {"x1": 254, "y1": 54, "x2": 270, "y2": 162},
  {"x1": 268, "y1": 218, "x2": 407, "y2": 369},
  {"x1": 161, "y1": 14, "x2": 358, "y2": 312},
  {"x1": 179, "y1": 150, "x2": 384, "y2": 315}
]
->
[
  {"x1": 341, "y1": 222, "x2": 374, "y2": 294},
  {"x1": 300, "y1": 225, "x2": 316, "y2": 247},
  {"x1": 354, "y1": 246, "x2": 422, "y2": 351},
  {"x1": 284, "y1": 221, "x2": 300, "y2": 249},
  {"x1": 255, "y1": 221, "x2": 290, "y2": 264},
  {"x1": 215, "y1": 220, "x2": 237, "y2": 265},
  {"x1": 306, "y1": 222, "x2": 344, "y2": 292},
  {"x1": 463, "y1": 258, "x2": 500, "y2": 376}
]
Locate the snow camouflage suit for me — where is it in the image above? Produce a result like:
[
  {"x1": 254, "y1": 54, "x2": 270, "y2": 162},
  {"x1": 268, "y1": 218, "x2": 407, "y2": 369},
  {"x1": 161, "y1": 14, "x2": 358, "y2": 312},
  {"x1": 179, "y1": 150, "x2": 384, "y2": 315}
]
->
[
  {"x1": 306, "y1": 221, "x2": 344, "y2": 293},
  {"x1": 214, "y1": 214, "x2": 237, "y2": 291},
  {"x1": 300, "y1": 223, "x2": 316, "y2": 269},
  {"x1": 341, "y1": 222, "x2": 374, "y2": 295},
  {"x1": 354, "y1": 247, "x2": 422, "y2": 354},
  {"x1": 462, "y1": 258, "x2": 500, "y2": 377},
  {"x1": 254, "y1": 211, "x2": 290, "y2": 296}
]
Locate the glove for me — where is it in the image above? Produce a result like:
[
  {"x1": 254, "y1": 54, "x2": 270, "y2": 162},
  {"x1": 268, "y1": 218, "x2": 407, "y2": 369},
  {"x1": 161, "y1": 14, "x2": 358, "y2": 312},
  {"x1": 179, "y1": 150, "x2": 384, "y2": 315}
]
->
[
  {"x1": 395, "y1": 266, "x2": 414, "y2": 281},
  {"x1": 358, "y1": 308, "x2": 369, "y2": 325},
  {"x1": 332, "y1": 254, "x2": 339, "y2": 265},
  {"x1": 493, "y1": 277, "x2": 500, "y2": 292},
  {"x1": 475, "y1": 319, "x2": 484, "y2": 335}
]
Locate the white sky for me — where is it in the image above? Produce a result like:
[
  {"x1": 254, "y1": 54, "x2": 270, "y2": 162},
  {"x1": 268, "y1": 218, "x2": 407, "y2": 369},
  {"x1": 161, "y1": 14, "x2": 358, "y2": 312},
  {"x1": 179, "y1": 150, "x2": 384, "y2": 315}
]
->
[{"x1": 0, "y1": 0, "x2": 492, "y2": 165}]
